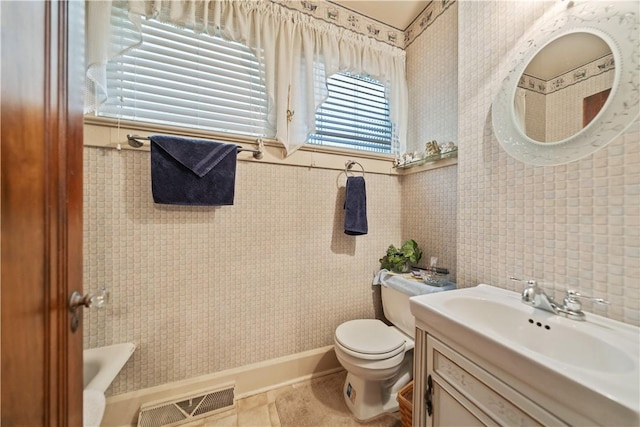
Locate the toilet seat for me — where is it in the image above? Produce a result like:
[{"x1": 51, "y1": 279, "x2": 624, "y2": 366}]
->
[{"x1": 335, "y1": 319, "x2": 406, "y2": 360}]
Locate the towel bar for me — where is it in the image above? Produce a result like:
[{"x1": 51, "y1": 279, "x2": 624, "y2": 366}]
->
[
  {"x1": 345, "y1": 160, "x2": 365, "y2": 177},
  {"x1": 126, "y1": 134, "x2": 264, "y2": 160}
]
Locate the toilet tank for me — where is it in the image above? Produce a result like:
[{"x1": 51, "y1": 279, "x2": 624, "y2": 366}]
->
[{"x1": 381, "y1": 285, "x2": 415, "y2": 338}]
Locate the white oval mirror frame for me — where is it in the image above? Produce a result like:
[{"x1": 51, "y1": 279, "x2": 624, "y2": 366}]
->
[{"x1": 492, "y1": 1, "x2": 639, "y2": 166}]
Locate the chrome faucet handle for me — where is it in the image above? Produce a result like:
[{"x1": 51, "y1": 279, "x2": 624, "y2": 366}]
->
[
  {"x1": 564, "y1": 290, "x2": 609, "y2": 312},
  {"x1": 510, "y1": 277, "x2": 558, "y2": 313}
]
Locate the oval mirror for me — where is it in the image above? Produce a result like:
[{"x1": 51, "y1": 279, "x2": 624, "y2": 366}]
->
[
  {"x1": 517, "y1": 32, "x2": 613, "y2": 143},
  {"x1": 492, "y1": 1, "x2": 639, "y2": 166}
]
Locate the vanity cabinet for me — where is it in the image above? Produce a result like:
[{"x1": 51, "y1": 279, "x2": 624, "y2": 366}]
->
[{"x1": 412, "y1": 329, "x2": 564, "y2": 427}]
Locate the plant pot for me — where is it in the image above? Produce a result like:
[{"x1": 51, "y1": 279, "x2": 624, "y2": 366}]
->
[{"x1": 392, "y1": 263, "x2": 411, "y2": 273}]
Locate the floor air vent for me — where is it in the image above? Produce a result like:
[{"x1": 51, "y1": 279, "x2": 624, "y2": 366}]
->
[{"x1": 137, "y1": 384, "x2": 235, "y2": 427}]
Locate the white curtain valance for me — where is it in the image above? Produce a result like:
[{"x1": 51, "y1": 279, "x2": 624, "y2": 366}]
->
[{"x1": 86, "y1": 0, "x2": 408, "y2": 155}]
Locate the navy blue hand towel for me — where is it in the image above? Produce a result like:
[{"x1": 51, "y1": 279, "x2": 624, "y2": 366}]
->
[
  {"x1": 150, "y1": 135, "x2": 237, "y2": 206},
  {"x1": 344, "y1": 176, "x2": 368, "y2": 235}
]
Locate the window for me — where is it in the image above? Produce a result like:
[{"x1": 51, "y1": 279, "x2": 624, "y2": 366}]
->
[
  {"x1": 309, "y1": 73, "x2": 393, "y2": 154},
  {"x1": 97, "y1": 2, "x2": 269, "y2": 138},
  {"x1": 96, "y1": 3, "x2": 396, "y2": 154}
]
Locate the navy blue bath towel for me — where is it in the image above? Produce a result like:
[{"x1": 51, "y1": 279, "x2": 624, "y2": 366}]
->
[
  {"x1": 344, "y1": 176, "x2": 368, "y2": 235},
  {"x1": 150, "y1": 135, "x2": 237, "y2": 206}
]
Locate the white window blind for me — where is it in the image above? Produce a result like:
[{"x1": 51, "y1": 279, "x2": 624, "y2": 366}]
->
[
  {"x1": 309, "y1": 73, "x2": 393, "y2": 154},
  {"x1": 98, "y1": 2, "x2": 269, "y2": 138},
  {"x1": 97, "y1": 3, "x2": 395, "y2": 154}
]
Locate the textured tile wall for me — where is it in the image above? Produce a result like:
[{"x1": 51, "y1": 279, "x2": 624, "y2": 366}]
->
[
  {"x1": 406, "y1": 2, "x2": 458, "y2": 154},
  {"x1": 404, "y1": 2, "x2": 458, "y2": 279},
  {"x1": 457, "y1": 1, "x2": 640, "y2": 326},
  {"x1": 546, "y1": 71, "x2": 614, "y2": 142},
  {"x1": 524, "y1": 90, "x2": 546, "y2": 142},
  {"x1": 83, "y1": 148, "x2": 402, "y2": 395},
  {"x1": 401, "y1": 167, "x2": 458, "y2": 280}
]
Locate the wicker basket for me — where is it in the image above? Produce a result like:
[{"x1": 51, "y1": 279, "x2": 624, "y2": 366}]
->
[{"x1": 397, "y1": 380, "x2": 413, "y2": 427}]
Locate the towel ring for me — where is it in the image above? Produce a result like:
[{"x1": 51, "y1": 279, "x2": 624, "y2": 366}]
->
[{"x1": 345, "y1": 160, "x2": 365, "y2": 177}]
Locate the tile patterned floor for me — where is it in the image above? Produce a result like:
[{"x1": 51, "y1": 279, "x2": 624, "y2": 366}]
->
[
  {"x1": 176, "y1": 379, "x2": 307, "y2": 427},
  {"x1": 177, "y1": 371, "x2": 401, "y2": 427}
]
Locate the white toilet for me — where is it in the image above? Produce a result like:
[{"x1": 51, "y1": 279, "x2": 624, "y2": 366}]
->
[{"x1": 334, "y1": 285, "x2": 415, "y2": 421}]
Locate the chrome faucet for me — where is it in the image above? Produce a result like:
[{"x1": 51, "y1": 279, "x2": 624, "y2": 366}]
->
[{"x1": 509, "y1": 277, "x2": 609, "y2": 321}]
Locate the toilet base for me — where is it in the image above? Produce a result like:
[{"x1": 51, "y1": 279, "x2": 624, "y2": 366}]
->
[{"x1": 341, "y1": 355, "x2": 412, "y2": 421}]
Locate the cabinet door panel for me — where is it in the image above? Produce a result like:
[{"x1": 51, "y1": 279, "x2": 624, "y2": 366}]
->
[
  {"x1": 423, "y1": 335, "x2": 564, "y2": 427},
  {"x1": 433, "y1": 379, "x2": 491, "y2": 427},
  {"x1": 433, "y1": 351, "x2": 541, "y2": 426}
]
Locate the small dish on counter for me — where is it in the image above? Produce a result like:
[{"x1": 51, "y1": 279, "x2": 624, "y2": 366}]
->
[{"x1": 423, "y1": 271, "x2": 450, "y2": 287}]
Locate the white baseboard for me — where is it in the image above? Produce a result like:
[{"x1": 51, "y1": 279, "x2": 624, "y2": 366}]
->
[{"x1": 101, "y1": 345, "x2": 341, "y2": 427}]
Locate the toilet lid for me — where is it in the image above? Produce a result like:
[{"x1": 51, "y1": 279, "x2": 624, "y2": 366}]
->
[{"x1": 335, "y1": 319, "x2": 405, "y2": 356}]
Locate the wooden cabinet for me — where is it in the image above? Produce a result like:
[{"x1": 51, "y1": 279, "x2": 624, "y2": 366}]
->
[{"x1": 413, "y1": 330, "x2": 564, "y2": 427}]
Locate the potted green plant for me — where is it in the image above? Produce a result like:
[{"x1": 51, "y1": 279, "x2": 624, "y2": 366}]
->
[{"x1": 379, "y1": 239, "x2": 423, "y2": 273}]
